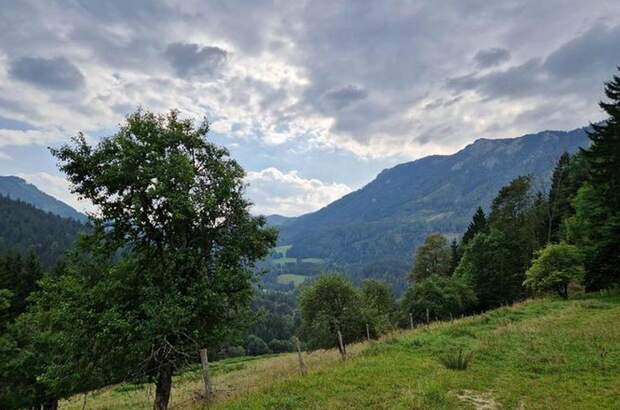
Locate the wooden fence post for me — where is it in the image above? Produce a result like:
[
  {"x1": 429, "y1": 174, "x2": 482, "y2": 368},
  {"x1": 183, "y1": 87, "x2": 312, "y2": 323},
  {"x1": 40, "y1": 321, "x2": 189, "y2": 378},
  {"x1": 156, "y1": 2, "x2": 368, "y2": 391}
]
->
[
  {"x1": 294, "y1": 337, "x2": 307, "y2": 376},
  {"x1": 409, "y1": 313, "x2": 414, "y2": 330},
  {"x1": 200, "y1": 348, "x2": 214, "y2": 401},
  {"x1": 337, "y1": 330, "x2": 347, "y2": 361},
  {"x1": 366, "y1": 323, "x2": 371, "y2": 341},
  {"x1": 426, "y1": 308, "x2": 430, "y2": 324}
]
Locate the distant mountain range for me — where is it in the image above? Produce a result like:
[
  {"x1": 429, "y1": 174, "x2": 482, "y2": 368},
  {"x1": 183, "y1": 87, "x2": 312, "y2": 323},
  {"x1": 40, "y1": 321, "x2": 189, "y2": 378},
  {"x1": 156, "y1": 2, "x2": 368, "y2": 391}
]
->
[
  {"x1": 270, "y1": 126, "x2": 591, "y2": 290},
  {"x1": 0, "y1": 176, "x2": 87, "y2": 222}
]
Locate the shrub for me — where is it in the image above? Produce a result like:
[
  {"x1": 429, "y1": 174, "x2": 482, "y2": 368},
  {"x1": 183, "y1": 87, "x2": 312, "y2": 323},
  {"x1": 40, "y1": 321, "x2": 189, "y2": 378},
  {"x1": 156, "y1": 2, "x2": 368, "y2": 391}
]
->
[
  {"x1": 438, "y1": 348, "x2": 473, "y2": 370},
  {"x1": 246, "y1": 335, "x2": 271, "y2": 356},
  {"x1": 524, "y1": 243, "x2": 585, "y2": 298},
  {"x1": 268, "y1": 338, "x2": 294, "y2": 353}
]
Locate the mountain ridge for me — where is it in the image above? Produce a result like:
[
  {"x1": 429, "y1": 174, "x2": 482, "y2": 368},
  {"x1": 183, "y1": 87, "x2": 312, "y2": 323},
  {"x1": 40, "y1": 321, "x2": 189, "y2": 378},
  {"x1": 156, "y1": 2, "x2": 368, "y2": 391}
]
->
[
  {"x1": 0, "y1": 176, "x2": 87, "y2": 222},
  {"x1": 271, "y1": 126, "x2": 591, "y2": 290}
]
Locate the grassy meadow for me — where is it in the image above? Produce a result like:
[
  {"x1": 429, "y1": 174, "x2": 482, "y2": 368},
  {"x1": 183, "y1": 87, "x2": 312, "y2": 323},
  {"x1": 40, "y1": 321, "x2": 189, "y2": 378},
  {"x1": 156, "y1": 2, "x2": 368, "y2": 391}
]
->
[{"x1": 61, "y1": 293, "x2": 620, "y2": 409}]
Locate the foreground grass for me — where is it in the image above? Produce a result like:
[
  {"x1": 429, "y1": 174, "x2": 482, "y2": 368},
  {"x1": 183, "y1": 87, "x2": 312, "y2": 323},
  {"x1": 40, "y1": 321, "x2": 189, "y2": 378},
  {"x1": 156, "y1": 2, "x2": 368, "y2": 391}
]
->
[{"x1": 62, "y1": 293, "x2": 620, "y2": 409}]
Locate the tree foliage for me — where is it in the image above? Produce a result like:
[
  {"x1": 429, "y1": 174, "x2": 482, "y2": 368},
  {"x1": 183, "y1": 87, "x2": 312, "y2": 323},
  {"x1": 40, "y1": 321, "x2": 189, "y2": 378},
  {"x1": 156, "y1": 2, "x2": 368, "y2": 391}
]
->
[
  {"x1": 400, "y1": 275, "x2": 476, "y2": 324},
  {"x1": 45, "y1": 110, "x2": 277, "y2": 409},
  {"x1": 524, "y1": 243, "x2": 584, "y2": 298},
  {"x1": 411, "y1": 233, "x2": 451, "y2": 282},
  {"x1": 298, "y1": 274, "x2": 367, "y2": 351}
]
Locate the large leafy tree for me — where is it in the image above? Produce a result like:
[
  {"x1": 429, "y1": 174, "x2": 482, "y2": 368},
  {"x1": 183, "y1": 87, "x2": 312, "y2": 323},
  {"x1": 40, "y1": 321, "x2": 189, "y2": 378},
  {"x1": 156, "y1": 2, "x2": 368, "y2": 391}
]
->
[
  {"x1": 298, "y1": 274, "x2": 366, "y2": 352},
  {"x1": 48, "y1": 110, "x2": 277, "y2": 410},
  {"x1": 579, "y1": 69, "x2": 620, "y2": 289},
  {"x1": 411, "y1": 233, "x2": 451, "y2": 282}
]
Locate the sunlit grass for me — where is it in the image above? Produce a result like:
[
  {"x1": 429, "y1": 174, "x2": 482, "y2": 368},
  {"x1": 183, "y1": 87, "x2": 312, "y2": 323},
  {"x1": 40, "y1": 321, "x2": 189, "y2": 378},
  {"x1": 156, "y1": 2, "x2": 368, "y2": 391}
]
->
[{"x1": 61, "y1": 293, "x2": 620, "y2": 409}]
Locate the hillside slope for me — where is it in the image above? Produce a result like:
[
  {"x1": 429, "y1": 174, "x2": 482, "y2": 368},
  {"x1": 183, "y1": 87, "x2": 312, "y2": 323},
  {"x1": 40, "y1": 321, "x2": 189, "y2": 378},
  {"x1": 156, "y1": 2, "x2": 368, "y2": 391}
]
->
[
  {"x1": 62, "y1": 294, "x2": 620, "y2": 409},
  {"x1": 277, "y1": 127, "x2": 590, "y2": 286},
  {"x1": 0, "y1": 176, "x2": 86, "y2": 222},
  {"x1": 0, "y1": 195, "x2": 84, "y2": 265}
]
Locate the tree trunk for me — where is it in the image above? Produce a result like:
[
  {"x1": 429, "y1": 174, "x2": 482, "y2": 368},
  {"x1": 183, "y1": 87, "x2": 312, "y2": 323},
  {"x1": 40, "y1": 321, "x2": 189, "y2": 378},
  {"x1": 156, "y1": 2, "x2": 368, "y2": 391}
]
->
[
  {"x1": 42, "y1": 399, "x2": 58, "y2": 410},
  {"x1": 153, "y1": 364, "x2": 173, "y2": 410}
]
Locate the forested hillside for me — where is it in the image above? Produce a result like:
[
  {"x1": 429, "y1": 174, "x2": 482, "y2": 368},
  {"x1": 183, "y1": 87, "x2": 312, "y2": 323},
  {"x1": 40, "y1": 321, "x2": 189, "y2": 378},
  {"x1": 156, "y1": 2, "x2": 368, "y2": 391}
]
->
[
  {"x1": 0, "y1": 195, "x2": 84, "y2": 266},
  {"x1": 273, "y1": 127, "x2": 589, "y2": 290},
  {"x1": 0, "y1": 176, "x2": 87, "y2": 222}
]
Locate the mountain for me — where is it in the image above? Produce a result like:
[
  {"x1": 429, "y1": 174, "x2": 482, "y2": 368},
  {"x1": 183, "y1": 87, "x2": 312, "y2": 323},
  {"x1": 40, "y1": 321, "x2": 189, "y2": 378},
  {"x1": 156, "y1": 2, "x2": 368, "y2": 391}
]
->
[
  {"x1": 0, "y1": 176, "x2": 87, "y2": 222},
  {"x1": 275, "y1": 127, "x2": 590, "y2": 290},
  {"x1": 265, "y1": 214, "x2": 294, "y2": 227},
  {"x1": 0, "y1": 194, "x2": 84, "y2": 266}
]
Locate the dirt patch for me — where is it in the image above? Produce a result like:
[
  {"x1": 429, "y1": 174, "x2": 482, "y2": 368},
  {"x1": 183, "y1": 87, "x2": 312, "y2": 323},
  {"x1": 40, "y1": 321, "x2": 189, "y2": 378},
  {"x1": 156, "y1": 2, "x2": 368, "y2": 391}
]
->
[{"x1": 453, "y1": 389, "x2": 501, "y2": 410}]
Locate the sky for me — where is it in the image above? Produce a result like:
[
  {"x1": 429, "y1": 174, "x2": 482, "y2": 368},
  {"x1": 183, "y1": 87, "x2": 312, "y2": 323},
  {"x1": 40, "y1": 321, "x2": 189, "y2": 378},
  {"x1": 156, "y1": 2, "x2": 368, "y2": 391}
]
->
[{"x1": 0, "y1": 1, "x2": 619, "y2": 217}]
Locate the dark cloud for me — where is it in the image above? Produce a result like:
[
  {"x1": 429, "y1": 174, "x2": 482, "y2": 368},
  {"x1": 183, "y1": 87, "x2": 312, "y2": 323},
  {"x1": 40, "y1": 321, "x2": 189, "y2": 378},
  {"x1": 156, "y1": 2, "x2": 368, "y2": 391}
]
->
[
  {"x1": 474, "y1": 47, "x2": 511, "y2": 67},
  {"x1": 543, "y1": 23, "x2": 620, "y2": 78},
  {"x1": 446, "y1": 58, "x2": 543, "y2": 99},
  {"x1": 322, "y1": 85, "x2": 368, "y2": 109},
  {"x1": 9, "y1": 56, "x2": 85, "y2": 90},
  {"x1": 164, "y1": 43, "x2": 228, "y2": 77}
]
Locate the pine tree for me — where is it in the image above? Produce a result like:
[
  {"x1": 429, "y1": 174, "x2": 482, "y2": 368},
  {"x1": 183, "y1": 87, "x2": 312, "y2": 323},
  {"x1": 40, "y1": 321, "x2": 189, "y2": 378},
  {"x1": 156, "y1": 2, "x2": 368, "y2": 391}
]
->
[
  {"x1": 547, "y1": 152, "x2": 572, "y2": 242},
  {"x1": 580, "y1": 68, "x2": 620, "y2": 289},
  {"x1": 462, "y1": 207, "x2": 487, "y2": 245}
]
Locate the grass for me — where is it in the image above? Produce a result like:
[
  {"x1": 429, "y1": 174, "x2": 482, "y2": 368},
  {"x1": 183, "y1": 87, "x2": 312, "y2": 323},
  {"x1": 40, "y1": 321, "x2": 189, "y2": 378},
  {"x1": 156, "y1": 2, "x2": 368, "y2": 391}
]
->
[
  {"x1": 60, "y1": 293, "x2": 620, "y2": 409},
  {"x1": 438, "y1": 348, "x2": 474, "y2": 370},
  {"x1": 276, "y1": 274, "x2": 308, "y2": 287}
]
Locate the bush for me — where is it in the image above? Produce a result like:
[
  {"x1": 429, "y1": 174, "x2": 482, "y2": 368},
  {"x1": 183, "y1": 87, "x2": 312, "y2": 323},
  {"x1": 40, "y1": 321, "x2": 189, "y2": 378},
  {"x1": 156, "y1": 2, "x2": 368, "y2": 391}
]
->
[
  {"x1": 268, "y1": 339, "x2": 294, "y2": 353},
  {"x1": 245, "y1": 335, "x2": 271, "y2": 356},
  {"x1": 438, "y1": 348, "x2": 473, "y2": 370},
  {"x1": 524, "y1": 243, "x2": 584, "y2": 298}
]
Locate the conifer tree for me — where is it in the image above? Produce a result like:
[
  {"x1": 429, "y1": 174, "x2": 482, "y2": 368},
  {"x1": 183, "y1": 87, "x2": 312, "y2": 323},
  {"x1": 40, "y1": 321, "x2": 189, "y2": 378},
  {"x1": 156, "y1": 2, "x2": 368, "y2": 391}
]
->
[
  {"x1": 462, "y1": 207, "x2": 487, "y2": 245},
  {"x1": 580, "y1": 68, "x2": 620, "y2": 289}
]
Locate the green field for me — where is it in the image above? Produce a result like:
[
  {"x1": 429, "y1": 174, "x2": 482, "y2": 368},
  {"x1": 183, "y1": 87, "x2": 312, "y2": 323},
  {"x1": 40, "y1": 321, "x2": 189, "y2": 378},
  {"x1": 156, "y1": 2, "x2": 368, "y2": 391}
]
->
[
  {"x1": 61, "y1": 293, "x2": 620, "y2": 409},
  {"x1": 301, "y1": 258, "x2": 324, "y2": 264},
  {"x1": 276, "y1": 274, "x2": 308, "y2": 287},
  {"x1": 272, "y1": 257, "x2": 297, "y2": 266}
]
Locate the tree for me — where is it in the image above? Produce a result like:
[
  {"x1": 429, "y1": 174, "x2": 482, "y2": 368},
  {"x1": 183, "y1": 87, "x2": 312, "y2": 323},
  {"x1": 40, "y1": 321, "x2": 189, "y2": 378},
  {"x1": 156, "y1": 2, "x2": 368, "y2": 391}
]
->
[
  {"x1": 462, "y1": 207, "x2": 487, "y2": 245},
  {"x1": 245, "y1": 335, "x2": 271, "y2": 356},
  {"x1": 360, "y1": 279, "x2": 395, "y2": 336},
  {"x1": 455, "y1": 229, "x2": 523, "y2": 310},
  {"x1": 400, "y1": 275, "x2": 476, "y2": 324},
  {"x1": 524, "y1": 243, "x2": 584, "y2": 298},
  {"x1": 579, "y1": 69, "x2": 620, "y2": 289},
  {"x1": 547, "y1": 153, "x2": 572, "y2": 242},
  {"x1": 48, "y1": 110, "x2": 277, "y2": 410},
  {"x1": 448, "y1": 239, "x2": 461, "y2": 275},
  {"x1": 298, "y1": 274, "x2": 365, "y2": 352},
  {"x1": 411, "y1": 234, "x2": 451, "y2": 282}
]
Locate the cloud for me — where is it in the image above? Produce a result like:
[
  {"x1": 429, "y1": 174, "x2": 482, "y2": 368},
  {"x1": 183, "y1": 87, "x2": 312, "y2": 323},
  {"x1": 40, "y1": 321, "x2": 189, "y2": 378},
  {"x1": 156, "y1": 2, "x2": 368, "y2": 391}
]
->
[
  {"x1": 164, "y1": 43, "x2": 228, "y2": 77},
  {"x1": 245, "y1": 167, "x2": 352, "y2": 216},
  {"x1": 322, "y1": 85, "x2": 368, "y2": 109},
  {"x1": 0, "y1": 129, "x2": 64, "y2": 147},
  {"x1": 9, "y1": 56, "x2": 85, "y2": 90},
  {"x1": 474, "y1": 48, "x2": 511, "y2": 67},
  {"x1": 0, "y1": 1, "x2": 619, "y2": 214}
]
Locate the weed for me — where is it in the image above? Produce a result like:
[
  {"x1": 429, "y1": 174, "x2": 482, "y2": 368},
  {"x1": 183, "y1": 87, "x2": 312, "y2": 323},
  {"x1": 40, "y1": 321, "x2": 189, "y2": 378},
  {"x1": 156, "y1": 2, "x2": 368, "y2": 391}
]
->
[{"x1": 438, "y1": 348, "x2": 474, "y2": 370}]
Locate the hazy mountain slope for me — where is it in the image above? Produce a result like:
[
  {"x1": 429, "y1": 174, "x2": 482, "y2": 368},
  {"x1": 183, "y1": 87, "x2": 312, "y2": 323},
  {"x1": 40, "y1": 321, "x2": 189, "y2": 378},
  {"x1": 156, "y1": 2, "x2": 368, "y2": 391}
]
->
[
  {"x1": 0, "y1": 176, "x2": 86, "y2": 222},
  {"x1": 277, "y1": 127, "x2": 590, "y2": 283},
  {"x1": 0, "y1": 195, "x2": 84, "y2": 265}
]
